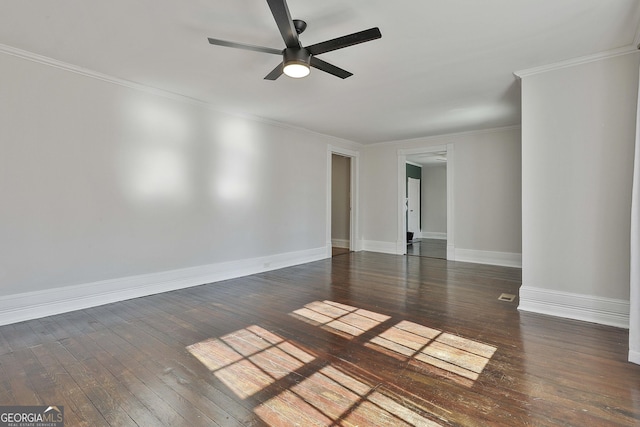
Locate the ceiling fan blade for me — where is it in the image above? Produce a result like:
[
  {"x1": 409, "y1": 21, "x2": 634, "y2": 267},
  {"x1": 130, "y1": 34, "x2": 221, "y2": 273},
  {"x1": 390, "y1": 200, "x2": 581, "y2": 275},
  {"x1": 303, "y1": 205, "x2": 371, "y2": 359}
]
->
[
  {"x1": 264, "y1": 63, "x2": 284, "y2": 80},
  {"x1": 208, "y1": 38, "x2": 282, "y2": 55},
  {"x1": 310, "y1": 57, "x2": 353, "y2": 79},
  {"x1": 266, "y1": 0, "x2": 300, "y2": 48},
  {"x1": 306, "y1": 27, "x2": 381, "y2": 56}
]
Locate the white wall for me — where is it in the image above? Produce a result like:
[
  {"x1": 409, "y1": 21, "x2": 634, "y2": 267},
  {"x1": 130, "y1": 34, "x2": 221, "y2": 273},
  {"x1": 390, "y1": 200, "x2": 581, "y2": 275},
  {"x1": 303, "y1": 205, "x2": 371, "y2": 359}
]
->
[
  {"x1": 519, "y1": 51, "x2": 640, "y2": 327},
  {"x1": 361, "y1": 127, "x2": 522, "y2": 262},
  {"x1": 454, "y1": 130, "x2": 522, "y2": 254},
  {"x1": 361, "y1": 145, "x2": 400, "y2": 245},
  {"x1": 421, "y1": 164, "x2": 447, "y2": 236},
  {"x1": 331, "y1": 154, "x2": 350, "y2": 244},
  {"x1": 0, "y1": 50, "x2": 359, "y2": 303}
]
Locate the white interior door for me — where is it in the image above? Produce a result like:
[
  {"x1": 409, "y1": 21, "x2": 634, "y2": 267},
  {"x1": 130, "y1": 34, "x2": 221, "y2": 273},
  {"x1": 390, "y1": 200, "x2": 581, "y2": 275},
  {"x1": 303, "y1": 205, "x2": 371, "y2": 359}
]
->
[{"x1": 408, "y1": 177, "x2": 421, "y2": 234}]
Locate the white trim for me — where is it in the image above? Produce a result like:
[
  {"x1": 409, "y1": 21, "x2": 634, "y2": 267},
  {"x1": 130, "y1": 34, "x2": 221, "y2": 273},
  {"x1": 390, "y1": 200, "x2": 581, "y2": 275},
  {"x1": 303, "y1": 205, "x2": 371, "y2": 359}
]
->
[
  {"x1": 0, "y1": 43, "x2": 187, "y2": 102},
  {"x1": 0, "y1": 247, "x2": 327, "y2": 327},
  {"x1": 446, "y1": 143, "x2": 455, "y2": 260},
  {"x1": 0, "y1": 43, "x2": 361, "y2": 149},
  {"x1": 514, "y1": 46, "x2": 638, "y2": 78},
  {"x1": 327, "y1": 146, "x2": 360, "y2": 253},
  {"x1": 331, "y1": 239, "x2": 350, "y2": 248},
  {"x1": 632, "y1": 8, "x2": 640, "y2": 49},
  {"x1": 350, "y1": 152, "x2": 361, "y2": 252},
  {"x1": 362, "y1": 240, "x2": 399, "y2": 255},
  {"x1": 518, "y1": 286, "x2": 630, "y2": 329},
  {"x1": 630, "y1": 350, "x2": 640, "y2": 365},
  {"x1": 454, "y1": 248, "x2": 522, "y2": 268},
  {"x1": 421, "y1": 232, "x2": 447, "y2": 240},
  {"x1": 630, "y1": 62, "x2": 640, "y2": 365},
  {"x1": 398, "y1": 154, "x2": 408, "y2": 254},
  {"x1": 447, "y1": 244, "x2": 455, "y2": 261},
  {"x1": 399, "y1": 144, "x2": 450, "y2": 157},
  {"x1": 406, "y1": 160, "x2": 423, "y2": 168}
]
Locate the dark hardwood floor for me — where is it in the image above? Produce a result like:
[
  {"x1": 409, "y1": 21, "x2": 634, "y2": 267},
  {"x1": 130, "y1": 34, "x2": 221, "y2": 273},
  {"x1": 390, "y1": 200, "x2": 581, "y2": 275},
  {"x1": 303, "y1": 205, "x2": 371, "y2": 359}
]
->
[
  {"x1": 332, "y1": 247, "x2": 350, "y2": 257},
  {"x1": 407, "y1": 239, "x2": 447, "y2": 259},
  {"x1": 1, "y1": 252, "x2": 639, "y2": 426}
]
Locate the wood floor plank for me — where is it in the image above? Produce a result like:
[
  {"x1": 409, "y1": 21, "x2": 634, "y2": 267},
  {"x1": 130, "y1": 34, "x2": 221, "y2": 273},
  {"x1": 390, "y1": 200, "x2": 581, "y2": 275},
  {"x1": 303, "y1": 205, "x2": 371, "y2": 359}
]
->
[
  {"x1": 0, "y1": 324, "x2": 13, "y2": 356},
  {"x1": 82, "y1": 332, "x2": 190, "y2": 427},
  {"x1": 1, "y1": 348, "x2": 42, "y2": 405},
  {"x1": 93, "y1": 321, "x2": 251, "y2": 426},
  {"x1": 31, "y1": 342, "x2": 108, "y2": 426},
  {"x1": 0, "y1": 253, "x2": 638, "y2": 426},
  {"x1": 88, "y1": 305, "x2": 244, "y2": 422},
  {"x1": 45, "y1": 339, "x2": 135, "y2": 427},
  {"x1": 19, "y1": 345, "x2": 86, "y2": 426}
]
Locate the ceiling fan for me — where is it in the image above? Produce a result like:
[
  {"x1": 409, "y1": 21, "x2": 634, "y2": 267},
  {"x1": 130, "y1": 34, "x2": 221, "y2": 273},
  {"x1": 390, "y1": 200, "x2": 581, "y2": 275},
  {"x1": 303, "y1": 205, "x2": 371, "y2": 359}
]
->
[{"x1": 207, "y1": 0, "x2": 382, "y2": 80}]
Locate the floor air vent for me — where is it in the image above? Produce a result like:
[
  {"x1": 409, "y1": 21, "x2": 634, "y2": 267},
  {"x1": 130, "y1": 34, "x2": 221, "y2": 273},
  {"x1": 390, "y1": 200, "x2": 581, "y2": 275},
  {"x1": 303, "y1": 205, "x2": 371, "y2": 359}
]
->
[{"x1": 498, "y1": 293, "x2": 516, "y2": 302}]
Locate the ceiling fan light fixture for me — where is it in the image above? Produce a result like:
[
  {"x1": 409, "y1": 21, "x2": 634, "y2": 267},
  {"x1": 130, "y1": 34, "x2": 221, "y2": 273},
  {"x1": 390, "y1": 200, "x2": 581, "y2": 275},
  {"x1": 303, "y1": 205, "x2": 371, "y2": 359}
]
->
[
  {"x1": 282, "y1": 48, "x2": 311, "y2": 78},
  {"x1": 283, "y1": 62, "x2": 310, "y2": 78}
]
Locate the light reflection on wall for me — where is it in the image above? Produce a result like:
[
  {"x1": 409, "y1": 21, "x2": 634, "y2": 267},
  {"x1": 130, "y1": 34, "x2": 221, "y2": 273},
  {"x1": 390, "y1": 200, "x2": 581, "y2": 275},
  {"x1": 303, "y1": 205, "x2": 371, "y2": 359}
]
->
[
  {"x1": 211, "y1": 118, "x2": 260, "y2": 203},
  {"x1": 119, "y1": 98, "x2": 194, "y2": 205}
]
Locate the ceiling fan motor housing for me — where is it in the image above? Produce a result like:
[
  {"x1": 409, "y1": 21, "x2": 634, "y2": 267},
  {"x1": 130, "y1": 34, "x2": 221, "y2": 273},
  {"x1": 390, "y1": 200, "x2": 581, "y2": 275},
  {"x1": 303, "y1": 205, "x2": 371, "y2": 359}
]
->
[
  {"x1": 283, "y1": 47, "x2": 311, "y2": 66},
  {"x1": 293, "y1": 19, "x2": 307, "y2": 35}
]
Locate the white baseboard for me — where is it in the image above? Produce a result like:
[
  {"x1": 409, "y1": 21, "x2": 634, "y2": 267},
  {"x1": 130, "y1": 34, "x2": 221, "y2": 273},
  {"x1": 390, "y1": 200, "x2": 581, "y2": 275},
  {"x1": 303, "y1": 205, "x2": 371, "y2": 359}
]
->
[
  {"x1": 0, "y1": 246, "x2": 328, "y2": 327},
  {"x1": 331, "y1": 238, "x2": 350, "y2": 249},
  {"x1": 447, "y1": 244, "x2": 455, "y2": 260},
  {"x1": 630, "y1": 350, "x2": 640, "y2": 365},
  {"x1": 518, "y1": 286, "x2": 630, "y2": 329},
  {"x1": 454, "y1": 248, "x2": 522, "y2": 268},
  {"x1": 362, "y1": 240, "x2": 400, "y2": 255},
  {"x1": 420, "y1": 232, "x2": 447, "y2": 240}
]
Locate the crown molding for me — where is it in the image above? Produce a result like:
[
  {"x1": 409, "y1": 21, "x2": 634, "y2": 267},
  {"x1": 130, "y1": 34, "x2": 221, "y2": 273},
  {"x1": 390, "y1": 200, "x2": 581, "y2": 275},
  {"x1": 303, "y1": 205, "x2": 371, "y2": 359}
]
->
[
  {"x1": 0, "y1": 42, "x2": 209, "y2": 105},
  {"x1": 514, "y1": 45, "x2": 639, "y2": 79},
  {"x1": 0, "y1": 43, "x2": 362, "y2": 148}
]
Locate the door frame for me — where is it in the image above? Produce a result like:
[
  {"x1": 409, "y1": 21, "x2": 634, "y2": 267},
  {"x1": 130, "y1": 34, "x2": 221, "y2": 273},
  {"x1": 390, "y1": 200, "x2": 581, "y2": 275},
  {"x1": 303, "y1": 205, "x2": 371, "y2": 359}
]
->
[
  {"x1": 397, "y1": 144, "x2": 454, "y2": 259},
  {"x1": 327, "y1": 145, "x2": 360, "y2": 257}
]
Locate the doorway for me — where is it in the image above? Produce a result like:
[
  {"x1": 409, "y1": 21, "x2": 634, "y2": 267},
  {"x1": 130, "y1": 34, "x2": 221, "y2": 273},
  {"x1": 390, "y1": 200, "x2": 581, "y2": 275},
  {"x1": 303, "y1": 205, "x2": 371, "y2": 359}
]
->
[
  {"x1": 327, "y1": 146, "x2": 359, "y2": 258},
  {"x1": 398, "y1": 146, "x2": 454, "y2": 260},
  {"x1": 332, "y1": 154, "x2": 351, "y2": 256}
]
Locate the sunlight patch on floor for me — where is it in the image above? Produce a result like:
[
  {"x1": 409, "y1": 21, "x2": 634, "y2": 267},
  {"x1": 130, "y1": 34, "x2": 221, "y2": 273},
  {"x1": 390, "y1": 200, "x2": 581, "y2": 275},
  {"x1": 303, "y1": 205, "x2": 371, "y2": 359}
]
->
[
  {"x1": 186, "y1": 325, "x2": 315, "y2": 399},
  {"x1": 255, "y1": 365, "x2": 442, "y2": 426},
  {"x1": 292, "y1": 302, "x2": 497, "y2": 388},
  {"x1": 291, "y1": 300, "x2": 391, "y2": 338},
  {"x1": 187, "y1": 302, "x2": 497, "y2": 425},
  {"x1": 367, "y1": 320, "x2": 496, "y2": 386}
]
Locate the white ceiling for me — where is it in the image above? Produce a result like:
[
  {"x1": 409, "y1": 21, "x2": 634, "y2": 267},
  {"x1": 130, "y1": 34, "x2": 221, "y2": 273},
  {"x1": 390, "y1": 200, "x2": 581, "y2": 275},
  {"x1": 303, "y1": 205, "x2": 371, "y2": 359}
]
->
[{"x1": 1, "y1": 0, "x2": 639, "y2": 144}]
